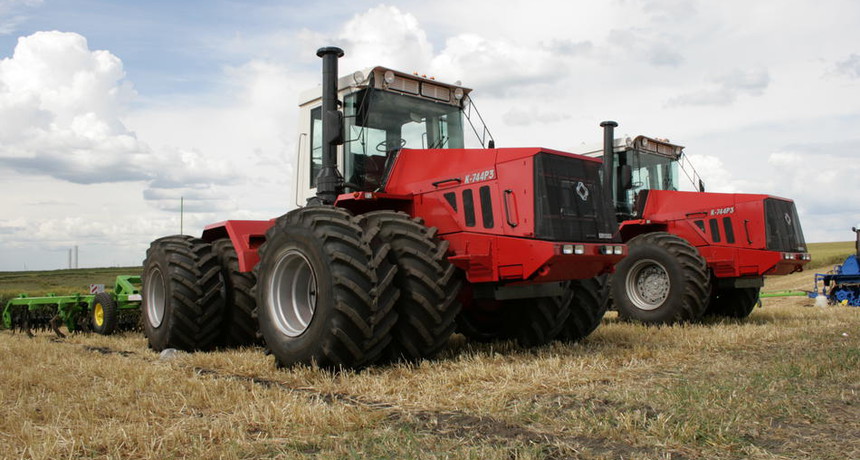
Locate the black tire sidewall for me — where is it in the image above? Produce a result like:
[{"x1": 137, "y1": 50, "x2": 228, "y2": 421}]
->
[
  {"x1": 142, "y1": 247, "x2": 174, "y2": 350},
  {"x1": 613, "y1": 243, "x2": 689, "y2": 324},
  {"x1": 91, "y1": 292, "x2": 117, "y2": 335},
  {"x1": 256, "y1": 224, "x2": 337, "y2": 366}
]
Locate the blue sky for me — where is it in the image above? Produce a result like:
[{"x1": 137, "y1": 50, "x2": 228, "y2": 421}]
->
[{"x1": 1, "y1": 0, "x2": 859, "y2": 270}]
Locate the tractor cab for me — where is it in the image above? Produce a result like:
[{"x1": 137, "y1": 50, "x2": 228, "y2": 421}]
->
[
  {"x1": 296, "y1": 67, "x2": 486, "y2": 203},
  {"x1": 577, "y1": 135, "x2": 703, "y2": 221}
]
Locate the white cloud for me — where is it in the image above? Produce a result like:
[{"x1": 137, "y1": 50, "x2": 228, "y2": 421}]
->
[
  {"x1": 337, "y1": 5, "x2": 433, "y2": 71},
  {"x1": 0, "y1": 0, "x2": 42, "y2": 35},
  {"x1": 0, "y1": 31, "x2": 146, "y2": 182},
  {"x1": 668, "y1": 68, "x2": 770, "y2": 107},
  {"x1": 0, "y1": 31, "x2": 244, "y2": 210},
  {"x1": 834, "y1": 53, "x2": 860, "y2": 79}
]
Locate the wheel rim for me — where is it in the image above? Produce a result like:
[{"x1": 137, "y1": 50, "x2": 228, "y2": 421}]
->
[
  {"x1": 267, "y1": 249, "x2": 317, "y2": 337},
  {"x1": 93, "y1": 303, "x2": 104, "y2": 327},
  {"x1": 145, "y1": 267, "x2": 166, "y2": 328},
  {"x1": 625, "y1": 258, "x2": 670, "y2": 311}
]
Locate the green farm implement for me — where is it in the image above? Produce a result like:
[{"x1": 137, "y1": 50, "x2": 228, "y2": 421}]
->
[{"x1": 2, "y1": 275, "x2": 142, "y2": 337}]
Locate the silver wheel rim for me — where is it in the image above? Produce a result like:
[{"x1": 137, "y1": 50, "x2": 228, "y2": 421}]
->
[
  {"x1": 267, "y1": 248, "x2": 317, "y2": 337},
  {"x1": 625, "y1": 258, "x2": 670, "y2": 311},
  {"x1": 145, "y1": 267, "x2": 166, "y2": 328}
]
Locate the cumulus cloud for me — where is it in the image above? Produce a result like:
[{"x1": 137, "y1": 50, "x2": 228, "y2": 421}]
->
[
  {"x1": 329, "y1": 6, "x2": 575, "y2": 97},
  {"x1": 0, "y1": 31, "x2": 240, "y2": 212},
  {"x1": 0, "y1": 31, "x2": 145, "y2": 181},
  {"x1": 337, "y1": 5, "x2": 433, "y2": 71},
  {"x1": 668, "y1": 68, "x2": 770, "y2": 107}
]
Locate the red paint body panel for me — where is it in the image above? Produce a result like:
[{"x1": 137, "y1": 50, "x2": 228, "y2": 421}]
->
[
  {"x1": 444, "y1": 233, "x2": 623, "y2": 283},
  {"x1": 383, "y1": 147, "x2": 622, "y2": 283},
  {"x1": 620, "y1": 190, "x2": 808, "y2": 278},
  {"x1": 202, "y1": 220, "x2": 274, "y2": 272},
  {"x1": 204, "y1": 147, "x2": 624, "y2": 283}
]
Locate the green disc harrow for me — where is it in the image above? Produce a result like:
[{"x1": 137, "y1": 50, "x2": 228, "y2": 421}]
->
[{"x1": 2, "y1": 275, "x2": 142, "y2": 337}]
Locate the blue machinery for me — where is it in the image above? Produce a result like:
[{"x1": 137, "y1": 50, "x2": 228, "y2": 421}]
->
[{"x1": 810, "y1": 227, "x2": 860, "y2": 306}]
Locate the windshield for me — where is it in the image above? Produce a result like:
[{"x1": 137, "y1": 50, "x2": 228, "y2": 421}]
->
[
  {"x1": 614, "y1": 149, "x2": 679, "y2": 216},
  {"x1": 342, "y1": 88, "x2": 465, "y2": 190}
]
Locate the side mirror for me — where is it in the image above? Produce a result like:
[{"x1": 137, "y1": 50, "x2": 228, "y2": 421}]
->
[{"x1": 620, "y1": 164, "x2": 633, "y2": 190}]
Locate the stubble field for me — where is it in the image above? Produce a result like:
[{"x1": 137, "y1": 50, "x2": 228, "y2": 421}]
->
[{"x1": 0, "y1": 245, "x2": 857, "y2": 459}]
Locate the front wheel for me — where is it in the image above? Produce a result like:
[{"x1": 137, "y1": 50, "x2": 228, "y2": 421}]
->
[{"x1": 612, "y1": 232, "x2": 710, "y2": 324}]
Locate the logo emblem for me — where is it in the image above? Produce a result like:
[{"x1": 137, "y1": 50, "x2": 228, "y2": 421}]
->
[
  {"x1": 784, "y1": 213, "x2": 792, "y2": 226},
  {"x1": 576, "y1": 182, "x2": 589, "y2": 201}
]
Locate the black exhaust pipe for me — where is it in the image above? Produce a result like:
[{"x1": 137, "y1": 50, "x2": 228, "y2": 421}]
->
[
  {"x1": 315, "y1": 46, "x2": 345, "y2": 205},
  {"x1": 600, "y1": 120, "x2": 618, "y2": 206}
]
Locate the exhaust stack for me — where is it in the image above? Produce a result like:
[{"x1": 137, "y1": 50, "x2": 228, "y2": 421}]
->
[
  {"x1": 600, "y1": 121, "x2": 618, "y2": 206},
  {"x1": 315, "y1": 46, "x2": 345, "y2": 205}
]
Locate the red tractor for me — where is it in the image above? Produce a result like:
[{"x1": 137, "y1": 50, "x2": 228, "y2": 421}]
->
[
  {"x1": 141, "y1": 47, "x2": 626, "y2": 368},
  {"x1": 577, "y1": 130, "x2": 810, "y2": 324}
]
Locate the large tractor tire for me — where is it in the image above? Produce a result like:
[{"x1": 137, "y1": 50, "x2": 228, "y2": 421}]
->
[
  {"x1": 456, "y1": 288, "x2": 575, "y2": 348},
  {"x1": 354, "y1": 215, "x2": 400, "y2": 363},
  {"x1": 501, "y1": 288, "x2": 573, "y2": 347},
  {"x1": 142, "y1": 235, "x2": 225, "y2": 351},
  {"x1": 612, "y1": 232, "x2": 710, "y2": 324},
  {"x1": 90, "y1": 292, "x2": 118, "y2": 336},
  {"x1": 558, "y1": 277, "x2": 608, "y2": 342},
  {"x1": 706, "y1": 287, "x2": 760, "y2": 318},
  {"x1": 254, "y1": 206, "x2": 391, "y2": 368},
  {"x1": 456, "y1": 299, "x2": 506, "y2": 343},
  {"x1": 355, "y1": 211, "x2": 462, "y2": 362},
  {"x1": 212, "y1": 238, "x2": 259, "y2": 347}
]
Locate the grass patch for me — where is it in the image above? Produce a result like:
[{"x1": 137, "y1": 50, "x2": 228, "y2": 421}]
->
[
  {"x1": 807, "y1": 241, "x2": 855, "y2": 270},
  {"x1": 0, "y1": 266, "x2": 141, "y2": 305}
]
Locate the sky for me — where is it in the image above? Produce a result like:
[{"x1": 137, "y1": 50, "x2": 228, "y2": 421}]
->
[{"x1": 0, "y1": 0, "x2": 859, "y2": 271}]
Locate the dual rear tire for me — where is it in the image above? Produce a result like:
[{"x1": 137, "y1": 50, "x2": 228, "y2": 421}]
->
[{"x1": 456, "y1": 277, "x2": 607, "y2": 346}]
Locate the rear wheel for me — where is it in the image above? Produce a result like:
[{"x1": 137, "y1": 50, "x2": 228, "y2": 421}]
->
[
  {"x1": 142, "y1": 235, "x2": 225, "y2": 351},
  {"x1": 212, "y1": 238, "x2": 258, "y2": 347},
  {"x1": 456, "y1": 298, "x2": 506, "y2": 343},
  {"x1": 558, "y1": 277, "x2": 608, "y2": 342},
  {"x1": 254, "y1": 207, "x2": 386, "y2": 368},
  {"x1": 706, "y1": 287, "x2": 760, "y2": 318},
  {"x1": 356, "y1": 211, "x2": 462, "y2": 362},
  {"x1": 90, "y1": 292, "x2": 118, "y2": 335},
  {"x1": 502, "y1": 288, "x2": 573, "y2": 347},
  {"x1": 612, "y1": 232, "x2": 709, "y2": 324}
]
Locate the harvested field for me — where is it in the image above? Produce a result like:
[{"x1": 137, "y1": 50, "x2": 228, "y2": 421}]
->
[{"x1": 1, "y1": 265, "x2": 858, "y2": 459}]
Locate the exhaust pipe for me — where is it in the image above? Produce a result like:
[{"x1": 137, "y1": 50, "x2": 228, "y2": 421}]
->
[
  {"x1": 315, "y1": 46, "x2": 345, "y2": 205},
  {"x1": 600, "y1": 120, "x2": 618, "y2": 205}
]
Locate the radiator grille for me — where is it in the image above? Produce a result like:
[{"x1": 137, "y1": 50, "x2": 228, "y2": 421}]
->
[
  {"x1": 533, "y1": 153, "x2": 618, "y2": 242},
  {"x1": 764, "y1": 198, "x2": 806, "y2": 252}
]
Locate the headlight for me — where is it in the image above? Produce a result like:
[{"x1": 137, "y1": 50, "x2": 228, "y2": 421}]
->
[{"x1": 383, "y1": 70, "x2": 395, "y2": 85}]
